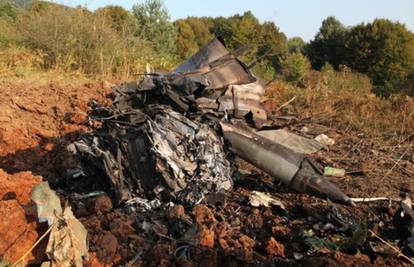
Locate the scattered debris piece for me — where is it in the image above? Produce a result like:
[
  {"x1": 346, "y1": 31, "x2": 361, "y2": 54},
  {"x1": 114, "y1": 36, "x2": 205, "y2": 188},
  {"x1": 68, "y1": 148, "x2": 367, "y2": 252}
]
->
[
  {"x1": 249, "y1": 191, "x2": 285, "y2": 209},
  {"x1": 396, "y1": 194, "x2": 414, "y2": 252},
  {"x1": 315, "y1": 134, "x2": 335, "y2": 146},
  {"x1": 31, "y1": 182, "x2": 62, "y2": 225},
  {"x1": 350, "y1": 197, "x2": 396, "y2": 203},
  {"x1": 324, "y1": 167, "x2": 346, "y2": 177},
  {"x1": 31, "y1": 182, "x2": 89, "y2": 267},
  {"x1": 46, "y1": 206, "x2": 89, "y2": 267}
]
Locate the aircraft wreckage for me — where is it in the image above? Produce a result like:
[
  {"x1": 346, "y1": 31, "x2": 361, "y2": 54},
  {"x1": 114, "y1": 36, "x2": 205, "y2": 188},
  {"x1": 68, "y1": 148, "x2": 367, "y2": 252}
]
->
[{"x1": 67, "y1": 37, "x2": 353, "y2": 207}]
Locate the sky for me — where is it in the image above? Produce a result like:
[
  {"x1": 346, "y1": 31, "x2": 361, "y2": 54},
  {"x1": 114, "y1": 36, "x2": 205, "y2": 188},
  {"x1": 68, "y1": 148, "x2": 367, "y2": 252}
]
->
[{"x1": 55, "y1": 0, "x2": 414, "y2": 41}]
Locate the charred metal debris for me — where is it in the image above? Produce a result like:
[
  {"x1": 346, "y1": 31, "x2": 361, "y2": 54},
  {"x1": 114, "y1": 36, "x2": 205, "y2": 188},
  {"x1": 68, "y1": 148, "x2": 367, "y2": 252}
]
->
[{"x1": 67, "y1": 38, "x2": 353, "y2": 207}]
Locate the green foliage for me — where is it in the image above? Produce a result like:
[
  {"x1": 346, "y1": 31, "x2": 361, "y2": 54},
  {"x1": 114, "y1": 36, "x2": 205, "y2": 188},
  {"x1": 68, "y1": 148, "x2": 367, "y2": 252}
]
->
[
  {"x1": 256, "y1": 21, "x2": 288, "y2": 70},
  {"x1": 307, "y1": 16, "x2": 414, "y2": 95},
  {"x1": 320, "y1": 62, "x2": 334, "y2": 73},
  {"x1": 306, "y1": 16, "x2": 348, "y2": 69},
  {"x1": 96, "y1": 5, "x2": 136, "y2": 33},
  {"x1": 208, "y1": 12, "x2": 287, "y2": 79},
  {"x1": 0, "y1": 17, "x2": 17, "y2": 45},
  {"x1": 345, "y1": 19, "x2": 414, "y2": 94},
  {"x1": 288, "y1": 37, "x2": 305, "y2": 53},
  {"x1": 280, "y1": 52, "x2": 310, "y2": 85},
  {"x1": 303, "y1": 221, "x2": 367, "y2": 253},
  {"x1": 175, "y1": 17, "x2": 212, "y2": 59},
  {"x1": 1, "y1": 0, "x2": 413, "y2": 96},
  {"x1": 0, "y1": 1, "x2": 17, "y2": 22},
  {"x1": 0, "y1": 46, "x2": 44, "y2": 77},
  {"x1": 132, "y1": 0, "x2": 177, "y2": 56},
  {"x1": 14, "y1": 3, "x2": 171, "y2": 77},
  {"x1": 251, "y1": 60, "x2": 276, "y2": 81}
]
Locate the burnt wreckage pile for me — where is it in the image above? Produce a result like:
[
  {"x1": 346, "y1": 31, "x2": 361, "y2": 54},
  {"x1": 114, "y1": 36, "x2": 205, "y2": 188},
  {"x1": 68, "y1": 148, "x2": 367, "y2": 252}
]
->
[{"x1": 67, "y1": 38, "x2": 353, "y2": 206}]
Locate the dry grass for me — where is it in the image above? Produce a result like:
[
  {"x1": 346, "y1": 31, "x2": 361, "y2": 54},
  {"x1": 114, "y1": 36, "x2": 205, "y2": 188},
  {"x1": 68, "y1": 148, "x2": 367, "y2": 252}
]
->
[{"x1": 264, "y1": 69, "x2": 414, "y2": 145}]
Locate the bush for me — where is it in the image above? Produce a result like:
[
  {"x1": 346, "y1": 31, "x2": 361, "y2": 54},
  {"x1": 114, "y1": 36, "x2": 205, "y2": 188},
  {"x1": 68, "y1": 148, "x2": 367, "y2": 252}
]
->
[
  {"x1": 14, "y1": 2, "x2": 174, "y2": 77},
  {"x1": 0, "y1": 46, "x2": 44, "y2": 77},
  {"x1": 280, "y1": 52, "x2": 310, "y2": 85}
]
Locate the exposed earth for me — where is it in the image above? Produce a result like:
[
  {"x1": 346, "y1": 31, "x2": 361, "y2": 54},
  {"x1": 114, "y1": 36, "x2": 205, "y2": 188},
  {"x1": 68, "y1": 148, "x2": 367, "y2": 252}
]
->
[{"x1": 0, "y1": 77, "x2": 413, "y2": 266}]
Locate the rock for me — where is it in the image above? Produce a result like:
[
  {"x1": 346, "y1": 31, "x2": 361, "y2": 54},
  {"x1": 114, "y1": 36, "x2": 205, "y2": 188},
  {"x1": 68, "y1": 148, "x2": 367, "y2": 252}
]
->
[{"x1": 315, "y1": 134, "x2": 335, "y2": 146}]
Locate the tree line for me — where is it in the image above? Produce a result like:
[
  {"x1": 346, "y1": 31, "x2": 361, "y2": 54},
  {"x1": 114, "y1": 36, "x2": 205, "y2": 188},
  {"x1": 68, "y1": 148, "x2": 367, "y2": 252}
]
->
[{"x1": 1, "y1": 0, "x2": 413, "y2": 95}]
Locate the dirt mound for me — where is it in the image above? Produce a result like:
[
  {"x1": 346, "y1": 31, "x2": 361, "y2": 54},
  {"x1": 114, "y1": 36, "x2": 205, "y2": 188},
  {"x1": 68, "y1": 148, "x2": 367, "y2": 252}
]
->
[{"x1": 0, "y1": 78, "x2": 111, "y2": 179}]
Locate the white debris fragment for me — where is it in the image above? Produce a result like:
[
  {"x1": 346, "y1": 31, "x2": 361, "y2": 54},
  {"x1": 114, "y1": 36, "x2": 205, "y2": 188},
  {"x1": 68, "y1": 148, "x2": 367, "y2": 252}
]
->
[
  {"x1": 31, "y1": 182, "x2": 89, "y2": 267},
  {"x1": 315, "y1": 134, "x2": 335, "y2": 146},
  {"x1": 249, "y1": 191, "x2": 285, "y2": 209}
]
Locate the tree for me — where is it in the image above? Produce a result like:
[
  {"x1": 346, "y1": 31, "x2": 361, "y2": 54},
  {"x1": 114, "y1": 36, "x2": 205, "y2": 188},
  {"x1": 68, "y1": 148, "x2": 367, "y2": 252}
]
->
[
  {"x1": 288, "y1": 37, "x2": 305, "y2": 53},
  {"x1": 345, "y1": 19, "x2": 414, "y2": 93},
  {"x1": 95, "y1": 5, "x2": 136, "y2": 34},
  {"x1": 210, "y1": 12, "x2": 287, "y2": 76},
  {"x1": 132, "y1": 0, "x2": 177, "y2": 55},
  {"x1": 186, "y1": 17, "x2": 213, "y2": 47},
  {"x1": 175, "y1": 19, "x2": 198, "y2": 59},
  {"x1": 175, "y1": 17, "x2": 212, "y2": 59},
  {"x1": 256, "y1": 21, "x2": 288, "y2": 70},
  {"x1": 306, "y1": 16, "x2": 348, "y2": 69}
]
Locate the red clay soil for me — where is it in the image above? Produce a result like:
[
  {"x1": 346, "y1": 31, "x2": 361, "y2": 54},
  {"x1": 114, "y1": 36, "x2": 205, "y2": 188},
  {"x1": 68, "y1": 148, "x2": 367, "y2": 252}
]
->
[
  {"x1": 0, "y1": 169, "x2": 43, "y2": 264},
  {"x1": 0, "y1": 78, "x2": 112, "y2": 179},
  {"x1": 0, "y1": 78, "x2": 111, "y2": 264}
]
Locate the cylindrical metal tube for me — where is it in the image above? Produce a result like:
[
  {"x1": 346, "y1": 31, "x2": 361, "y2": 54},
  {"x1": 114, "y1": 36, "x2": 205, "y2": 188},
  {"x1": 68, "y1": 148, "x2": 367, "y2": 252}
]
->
[
  {"x1": 220, "y1": 122, "x2": 353, "y2": 205},
  {"x1": 221, "y1": 127, "x2": 302, "y2": 184}
]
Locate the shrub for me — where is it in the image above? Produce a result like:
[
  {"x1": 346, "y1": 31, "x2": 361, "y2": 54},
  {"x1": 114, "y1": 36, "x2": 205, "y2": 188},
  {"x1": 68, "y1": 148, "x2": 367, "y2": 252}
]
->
[
  {"x1": 0, "y1": 46, "x2": 43, "y2": 77},
  {"x1": 14, "y1": 3, "x2": 174, "y2": 77},
  {"x1": 280, "y1": 52, "x2": 310, "y2": 85}
]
